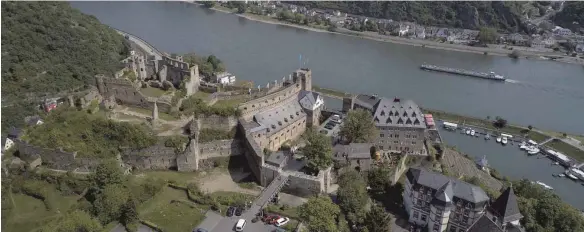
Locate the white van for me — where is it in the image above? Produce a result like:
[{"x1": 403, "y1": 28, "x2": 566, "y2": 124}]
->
[{"x1": 235, "y1": 219, "x2": 246, "y2": 232}]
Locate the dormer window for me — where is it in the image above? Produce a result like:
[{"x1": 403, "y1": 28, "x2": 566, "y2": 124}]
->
[
  {"x1": 380, "y1": 110, "x2": 385, "y2": 116},
  {"x1": 397, "y1": 118, "x2": 404, "y2": 124},
  {"x1": 403, "y1": 111, "x2": 408, "y2": 117},
  {"x1": 388, "y1": 111, "x2": 394, "y2": 116},
  {"x1": 414, "y1": 119, "x2": 420, "y2": 125},
  {"x1": 374, "y1": 117, "x2": 379, "y2": 123},
  {"x1": 284, "y1": 118, "x2": 288, "y2": 122},
  {"x1": 290, "y1": 115, "x2": 294, "y2": 119},
  {"x1": 278, "y1": 121, "x2": 282, "y2": 126},
  {"x1": 271, "y1": 125, "x2": 276, "y2": 129},
  {"x1": 386, "y1": 118, "x2": 392, "y2": 124},
  {"x1": 406, "y1": 118, "x2": 412, "y2": 125},
  {"x1": 296, "y1": 112, "x2": 299, "y2": 116}
]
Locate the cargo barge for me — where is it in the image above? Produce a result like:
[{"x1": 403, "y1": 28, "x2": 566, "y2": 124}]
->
[{"x1": 420, "y1": 64, "x2": 506, "y2": 81}]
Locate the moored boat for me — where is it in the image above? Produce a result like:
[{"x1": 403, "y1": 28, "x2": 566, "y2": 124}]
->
[
  {"x1": 502, "y1": 137, "x2": 508, "y2": 145},
  {"x1": 496, "y1": 137, "x2": 502, "y2": 143}
]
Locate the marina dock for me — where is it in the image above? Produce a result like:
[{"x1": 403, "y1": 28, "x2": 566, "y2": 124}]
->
[{"x1": 420, "y1": 64, "x2": 506, "y2": 81}]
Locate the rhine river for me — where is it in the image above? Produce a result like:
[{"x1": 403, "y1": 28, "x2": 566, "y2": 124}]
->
[{"x1": 71, "y1": 1, "x2": 584, "y2": 209}]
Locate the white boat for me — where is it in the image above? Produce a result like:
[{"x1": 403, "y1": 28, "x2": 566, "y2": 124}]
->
[
  {"x1": 527, "y1": 148, "x2": 540, "y2": 155},
  {"x1": 553, "y1": 162, "x2": 559, "y2": 165},
  {"x1": 496, "y1": 137, "x2": 502, "y2": 143},
  {"x1": 470, "y1": 130, "x2": 475, "y2": 136},
  {"x1": 485, "y1": 134, "x2": 491, "y2": 140},
  {"x1": 520, "y1": 144, "x2": 528, "y2": 150},
  {"x1": 466, "y1": 129, "x2": 471, "y2": 135},
  {"x1": 533, "y1": 181, "x2": 554, "y2": 190},
  {"x1": 559, "y1": 173, "x2": 566, "y2": 177},
  {"x1": 502, "y1": 137, "x2": 508, "y2": 145},
  {"x1": 568, "y1": 174, "x2": 578, "y2": 180}
]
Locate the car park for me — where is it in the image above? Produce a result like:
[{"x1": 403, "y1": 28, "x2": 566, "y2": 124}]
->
[
  {"x1": 235, "y1": 207, "x2": 243, "y2": 216},
  {"x1": 226, "y1": 206, "x2": 236, "y2": 217}
]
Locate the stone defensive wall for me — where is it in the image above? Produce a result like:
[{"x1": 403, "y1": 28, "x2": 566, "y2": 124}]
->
[
  {"x1": 197, "y1": 115, "x2": 238, "y2": 131},
  {"x1": 240, "y1": 123, "x2": 265, "y2": 183},
  {"x1": 263, "y1": 163, "x2": 333, "y2": 197},
  {"x1": 96, "y1": 75, "x2": 172, "y2": 113},
  {"x1": 15, "y1": 140, "x2": 85, "y2": 171},
  {"x1": 121, "y1": 144, "x2": 179, "y2": 170},
  {"x1": 198, "y1": 139, "x2": 244, "y2": 159},
  {"x1": 238, "y1": 79, "x2": 303, "y2": 120}
]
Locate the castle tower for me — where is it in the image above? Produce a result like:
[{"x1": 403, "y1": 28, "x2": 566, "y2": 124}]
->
[
  {"x1": 429, "y1": 181, "x2": 454, "y2": 232},
  {"x1": 293, "y1": 69, "x2": 312, "y2": 91},
  {"x1": 185, "y1": 64, "x2": 200, "y2": 97},
  {"x1": 95, "y1": 74, "x2": 105, "y2": 94},
  {"x1": 152, "y1": 101, "x2": 159, "y2": 121}
]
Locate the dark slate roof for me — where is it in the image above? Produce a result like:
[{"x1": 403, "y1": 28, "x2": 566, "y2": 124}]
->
[
  {"x1": 253, "y1": 100, "x2": 305, "y2": 136},
  {"x1": 489, "y1": 187, "x2": 522, "y2": 224},
  {"x1": 406, "y1": 168, "x2": 489, "y2": 204},
  {"x1": 8, "y1": 127, "x2": 23, "y2": 139},
  {"x1": 467, "y1": 214, "x2": 504, "y2": 232},
  {"x1": 354, "y1": 94, "x2": 379, "y2": 111},
  {"x1": 431, "y1": 180, "x2": 454, "y2": 207},
  {"x1": 332, "y1": 143, "x2": 372, "y2": 160},
  {"x1": 298, "y1": 90, "x2": 321, "y2": 110},
  {"x1": 372, "y1": 97, "x2": 425, "y2": 128}
]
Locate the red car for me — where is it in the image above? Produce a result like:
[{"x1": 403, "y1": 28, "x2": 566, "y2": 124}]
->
[{"x1": 262, "y1": 215, "x2": 280, "y2": 224}]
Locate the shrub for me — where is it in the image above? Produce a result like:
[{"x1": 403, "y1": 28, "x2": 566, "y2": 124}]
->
[{"x1": 509, "y1": 50, "x2": 521, "y2": 59}]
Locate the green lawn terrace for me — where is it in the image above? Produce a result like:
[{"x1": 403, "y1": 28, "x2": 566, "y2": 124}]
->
[{"x1": 22, "y1": 109, "x2": 157, "y2": 159}]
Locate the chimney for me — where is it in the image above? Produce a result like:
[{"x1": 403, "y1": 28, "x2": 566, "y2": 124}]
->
[{"x1": 393, "y1": 97, "x2": 400, "y2": 102}]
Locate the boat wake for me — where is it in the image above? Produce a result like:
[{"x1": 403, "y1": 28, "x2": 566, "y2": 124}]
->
[{"x1": 505, "y1": 79, "x2": 520, "y2": 84}]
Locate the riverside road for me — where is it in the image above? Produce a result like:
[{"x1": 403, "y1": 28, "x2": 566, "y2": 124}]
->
[{"x1": 71, "y1": 1, "x2": 584, "y2": 210}]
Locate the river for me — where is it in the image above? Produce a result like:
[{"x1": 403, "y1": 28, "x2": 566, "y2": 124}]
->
[{"x1": 70, "y1": 1, "x2": 584, "y2": 209}]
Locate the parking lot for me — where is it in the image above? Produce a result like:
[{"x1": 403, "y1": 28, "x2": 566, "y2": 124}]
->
[
  {"x1": 318, "y1": 114, "x2": 343, "y2": 138},
  {"x1": 195, "y1": 210, "x2": 284, "y2": 232}
]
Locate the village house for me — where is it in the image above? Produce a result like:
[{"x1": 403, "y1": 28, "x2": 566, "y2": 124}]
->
[
  {"x1": 505, "y1": 33, "x2": 530, "y2": 46},
  {"x1": 531, "y1": 38, "x2": 546, "y2": 49},
  {"x1": 576, "y1": 43, "x2": 584, "y2": 53},
  {"x1": 24, "y1": 115, "x2": 44, "y2": 126},
  {"x1": 435, "y1": 28, "x2": 449, "y2": 40},
  {"x1": 414, "y1": 26, "x2": 426, "y2": 39},
  {"x1": 553, "y1": 26, "x2": 573, "y2": 37}
]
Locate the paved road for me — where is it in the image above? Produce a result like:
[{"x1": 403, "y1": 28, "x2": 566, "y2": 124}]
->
[
  {"x1": 197, "y1": 210, "x2": 279, "y2": 232},
  {"x1": 114, "y1": 28, "x2": 163, "y2": 60}
]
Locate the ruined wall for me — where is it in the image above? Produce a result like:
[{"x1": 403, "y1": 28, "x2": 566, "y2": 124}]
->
[
  {"x1": 96, "y1": 75, "x2": 172, "y2": 113},
  {"x1": 15, "y1": 140, "x2": 82, "y2": 171},
  {"x1": 198, "y1": 139, "x2": 243, "y2": 159},
  {"x1": 121, "y1": 145, "x2": 178, "y2": 170},
  {"x1": 177, "y1": 139, "x2": 199, "y2": 172},
  {"x1": 240, "y1": 121, "x2": 265, "y2": 183},
  {"x1": 283, "y1": 168, "x2": 331, "y2": 197}
]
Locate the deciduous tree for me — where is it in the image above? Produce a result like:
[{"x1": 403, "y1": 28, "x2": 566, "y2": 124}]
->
[
  {"x1": 367, "y1": 167, "x2": 391, "y2": 193},
  {"x1": 92, "y1": 184, "x2": 130, "y2": 224},
  {"x1": 477, "y1": 27, "x2": 498, "y2": 44},
  {"x1": 337, "y1": 170, "x2": 369, "y2": 224},
  {"x1": 91, "y1": 160, "x2": 124, "y2": 190},
  {"x1": 303, "y1": 130, "x2": 333, "y2": 171},
  {"x1": 298, "y1": 196, "x2": 341, "y2": 232},
  {"x1": 340, "y1": 109, "x2": 377, "y2": 143}
]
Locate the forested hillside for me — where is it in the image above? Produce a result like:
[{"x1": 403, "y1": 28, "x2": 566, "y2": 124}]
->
[
  {"x1": 553, "y1": 2, "x2": 584, "y2": 31},
  {"x1": 1, "y1": 2, "x2": 129, "y2": 132},
  {"x1": 293, "y1": 1, "x2": 528, "y2": 32}
]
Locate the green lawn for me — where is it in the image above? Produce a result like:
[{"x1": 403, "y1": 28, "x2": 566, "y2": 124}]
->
[
  {"x1": 547, "y1": 140, "x2": 584, "y2": 162},
  {"x1": 140, "y1": 186, "x2": 206, "y2": 232},
  {"x1": 141, "y1": 87, "x2": 169, "y2": 98},
  {"x1": 127, "y1": 106, "x2": 178, "y2": 121},
  {"x1": 313, "y1": 86, "x2": 352, "y2": 98},
  {"x1": 266, "y1": 204, "x2": 300, "y2": 219},
  {"x1": 134, "y1": 170, "x2": 201, "y2": 186},
  {"x1": 3, "y1": 183, "x2": 79, "y2": 232},
  {"x1": 214, "y1": 98, "x2": 246, "y2": 108}
]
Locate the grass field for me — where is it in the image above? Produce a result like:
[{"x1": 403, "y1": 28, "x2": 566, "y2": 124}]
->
[
  {"x1": 3, "y1": 183, "x2": 79, "y2": 232},
  {"x1": 134, "y1": 170, "x2": 201, "y2": 186},
  {"x1": 141, "y1": 87, "x2": 170, "y2": 98},
  {"x1": 547, "y1": 140, "x2": 584, "y2": 162},
  {"x1": 139, "y1": 187, "x2": 206, "y2": 232}
]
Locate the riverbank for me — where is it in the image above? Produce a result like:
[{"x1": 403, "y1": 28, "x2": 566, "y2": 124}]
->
[
  {"x1": 313, "y1": 85, "x2": 584, "y2": 162},
  {"x1": 200, "y1": 3, "x2": 584, "y2": 65}
]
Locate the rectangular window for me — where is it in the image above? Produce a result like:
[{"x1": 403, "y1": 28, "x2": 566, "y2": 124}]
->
[
  {"x1": 433, "y1": 224, "x2": 439, "y2": 231},
  {"x1": 413, "y1": 211, "x2": 419, "y2": 219},
  {"x1": 379, "y1": 146, "x2": 384, "y2": 150},
  {"x1": 421, "y1": 214, "x2": 427, "y2": 222},
  {"x1": 380, "y1": 134, "x2": 384, "y2": 137}
]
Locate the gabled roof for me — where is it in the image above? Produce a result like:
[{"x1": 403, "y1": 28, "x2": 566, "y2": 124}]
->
[
  {"x1": 467, "y1": 214, "x2": 504, "y2": 232},
  {"x1": 489, "y1": 187, "x2": 522, "y2": 224},
  {"x1": 298, "y1": 90, "x2": 322, "y2": 111},
  {"x1": 406, "y1": 168, "x2": 489, "y2": 204},
  {"x1": 431, "y1": 180, "x2": 454, "y2": 207}
]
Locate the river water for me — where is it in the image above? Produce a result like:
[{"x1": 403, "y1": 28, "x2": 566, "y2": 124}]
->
[{"x1": 71, "y1": 1, "x2": 584, "y2": 208}]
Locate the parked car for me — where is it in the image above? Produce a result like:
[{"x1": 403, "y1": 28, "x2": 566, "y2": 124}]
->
[
  {"x1": 275, "y1": 217, "x2": 290, "y2": 227},
  {"x1": 235, "y1": 207, "x2": 243, "y2": 216},
  {"x1": 324, "y1": 124, "x2": 334, "y2": 130},
  {"x1": 235, "y1": 219, "x2": 246, "y2": 232},
  {"x1": 227, "y1": 206, "x2": 236, "y2": 217}
]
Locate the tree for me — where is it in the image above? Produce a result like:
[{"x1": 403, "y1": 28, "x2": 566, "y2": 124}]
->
[
  {"x1": 92, "y1": 184, "x2": 129, "y2": 224},
  {"x1": 337, "y1": 170, "x2": 369, "y2": 225},
  {"x1": 39, "y1": 210, "x2": 103, "y2": 232},
  {"x1": 493, "y1": 116, "x2": 508, "y2": 128},
  {"x1": 237, "y1": 5, "x2": 247, "y2": 14},
  {"x1": 367, "y1": 167, "x2": 391, "y2": 193},
  {"x1": 202, "y1": 1, "x2": 215, "y2": 8},
  {"x1": 365, "y1": 203, "x2": 392, "y2": 232},
  {"x1": 294, "y1": 13, "x2": 305, "y2": 24},
  {"x1": 303, "y1": 130, "x2": 333, "y2": 171},
  {"x1": 337, "y1": 214, "x2": 351, "y2": 232},
  {"x1": 477, "y1": 27, "x2": 498, "y2": 44},
  {"x1": 120, "y1": 199, "x2": 139, "y2": 226},
  {"x1": 509, "y1": 50, "x2": 522, "y2": 59},
  {"x1": 91, "y1": 160, "x2": 124, "y2": 189},
  {"x1": 340, "y1": 109, "x2": 377, "y2": 143},
  {"x1": 298, "y1": 196, "x2": 341, "y2": 232},
  {"x1": 278, "y1": 10, "x2": 293, "y2": 21}
]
